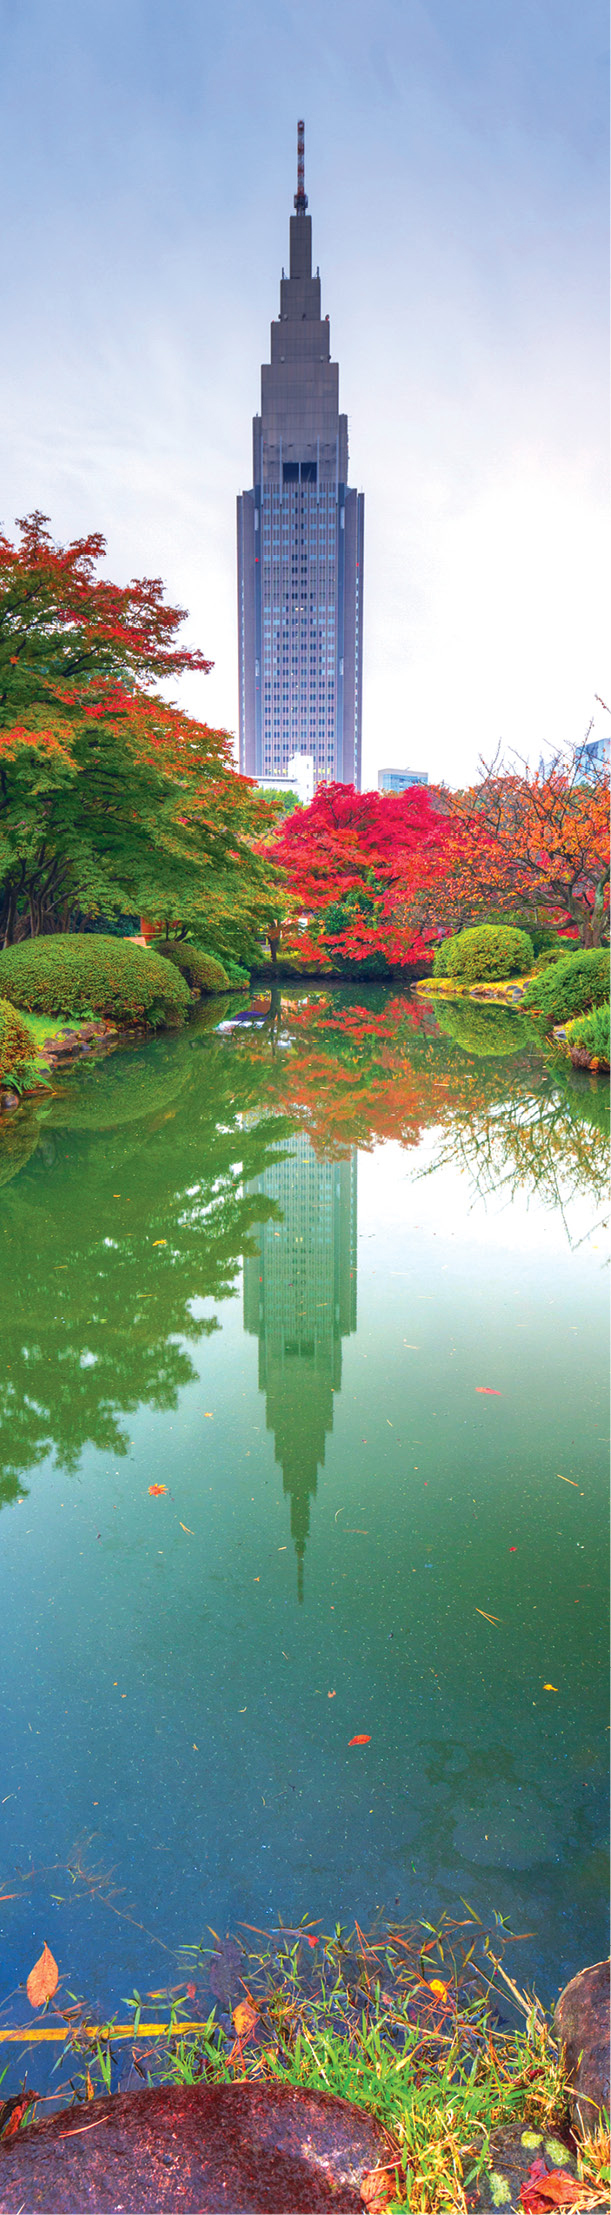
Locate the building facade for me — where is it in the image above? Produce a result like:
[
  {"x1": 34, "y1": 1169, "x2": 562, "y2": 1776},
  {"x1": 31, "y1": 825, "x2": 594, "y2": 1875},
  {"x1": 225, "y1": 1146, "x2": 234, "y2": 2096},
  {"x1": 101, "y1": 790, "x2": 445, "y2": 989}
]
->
[
  {"x1": 237, "y1": 125, "x2": 364, "y2": 791},
  {"x1": 243, "y1": 1133, "x2": 357, "y2": 1600},
  {"x1": 378, "y1": 767, "x2": 428, "y2": 794}
]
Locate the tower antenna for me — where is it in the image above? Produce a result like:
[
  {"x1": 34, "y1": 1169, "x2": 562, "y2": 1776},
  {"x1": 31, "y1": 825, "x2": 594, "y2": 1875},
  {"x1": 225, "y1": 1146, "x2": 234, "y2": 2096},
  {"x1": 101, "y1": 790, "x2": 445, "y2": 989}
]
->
[{"x1": 294, "y1": 119, "x2": 308, "y2": 212}]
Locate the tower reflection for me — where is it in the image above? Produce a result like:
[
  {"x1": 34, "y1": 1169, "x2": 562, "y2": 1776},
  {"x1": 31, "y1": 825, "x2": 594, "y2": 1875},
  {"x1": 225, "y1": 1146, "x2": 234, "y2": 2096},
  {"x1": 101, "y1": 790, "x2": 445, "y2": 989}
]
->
[{"x1": 244, "y1": 1136, "x2": 357, "y2": 1598}]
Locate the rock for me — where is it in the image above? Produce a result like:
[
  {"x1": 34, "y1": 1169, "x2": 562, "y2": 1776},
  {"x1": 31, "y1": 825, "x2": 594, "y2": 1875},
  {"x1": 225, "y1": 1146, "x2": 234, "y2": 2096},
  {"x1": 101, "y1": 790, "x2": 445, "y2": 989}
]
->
[
  {"x1": 554, "y1": 1957, "x2": 610, "y2": 2135},
  {"x1": 471, "y1": 2122, "x2": 608, "y2": 2211},
  {"x1": 0, "y1": 1092, "x2": 20, "y2": 1111},
  {"x1": 0, "y1": 2079, "x2": 389, "y2": 2212}
]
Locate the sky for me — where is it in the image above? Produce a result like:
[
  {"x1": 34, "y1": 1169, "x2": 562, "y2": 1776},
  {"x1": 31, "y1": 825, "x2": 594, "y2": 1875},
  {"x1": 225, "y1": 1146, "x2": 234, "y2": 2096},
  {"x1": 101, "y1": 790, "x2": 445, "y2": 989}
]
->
[{"x1": 0, "y1": 0, "x2": 608, "y2": 789}]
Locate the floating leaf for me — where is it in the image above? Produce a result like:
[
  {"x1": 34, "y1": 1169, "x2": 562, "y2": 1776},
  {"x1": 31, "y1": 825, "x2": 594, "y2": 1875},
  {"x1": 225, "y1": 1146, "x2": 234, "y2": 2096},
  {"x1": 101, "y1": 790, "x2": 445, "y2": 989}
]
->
[
  {"x1": 152, "y1": 1240, "x2": 167, "y2": 1247},
  {"x1": 348, "y1": 1734, "x2": 371, "y2": 1746},
  {"x1": 543, "y1": 1684, "x2": 558, "y2": 1692},
  {"x1": 148, "y1": 1484, "x2": 167, "y2": 1496},
  {"x1": 475, "y1": 1387, "x2": 501, "y2": 1395},
  {"x1": 27, "y1": 1942, "x2": 58, "y2": 2008},
  {"x1": 428, "y1": 1978, "x2": 448, "y2": 1999}
]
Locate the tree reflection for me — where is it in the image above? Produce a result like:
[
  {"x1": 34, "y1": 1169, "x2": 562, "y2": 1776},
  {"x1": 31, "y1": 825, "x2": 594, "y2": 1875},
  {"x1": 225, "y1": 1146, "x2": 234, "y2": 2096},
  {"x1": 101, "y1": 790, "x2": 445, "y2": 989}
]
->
[
  {"x1": 0, "y1": 988, "x2": 606, "y2": 1508},
  {"x1": 0, "y1": 1024, "x2": 292, "y2": 1505}
]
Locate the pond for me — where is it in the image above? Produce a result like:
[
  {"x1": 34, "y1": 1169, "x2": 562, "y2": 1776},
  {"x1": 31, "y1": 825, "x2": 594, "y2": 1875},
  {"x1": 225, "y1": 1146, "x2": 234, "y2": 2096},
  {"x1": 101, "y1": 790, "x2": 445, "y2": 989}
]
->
[{"x1": 0, "y1": 984, "x2": 608, "y2": 2065}]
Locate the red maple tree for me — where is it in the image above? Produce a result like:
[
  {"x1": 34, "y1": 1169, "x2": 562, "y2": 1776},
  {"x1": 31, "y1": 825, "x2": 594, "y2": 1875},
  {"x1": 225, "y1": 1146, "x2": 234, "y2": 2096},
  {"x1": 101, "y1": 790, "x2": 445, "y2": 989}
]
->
[{"x1": 267, "y1": 781, "x2": 449, "y2": 968}]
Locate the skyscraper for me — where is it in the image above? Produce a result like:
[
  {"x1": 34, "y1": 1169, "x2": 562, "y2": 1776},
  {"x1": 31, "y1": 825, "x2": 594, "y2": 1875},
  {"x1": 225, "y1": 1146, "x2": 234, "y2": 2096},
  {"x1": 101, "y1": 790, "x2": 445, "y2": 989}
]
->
[
  {"x1": 237, "y1": 123, "x2": 364, "y2": 792},
  {"x1": 243, "y1": 1134, "x2": 357, "y2": 1600}
]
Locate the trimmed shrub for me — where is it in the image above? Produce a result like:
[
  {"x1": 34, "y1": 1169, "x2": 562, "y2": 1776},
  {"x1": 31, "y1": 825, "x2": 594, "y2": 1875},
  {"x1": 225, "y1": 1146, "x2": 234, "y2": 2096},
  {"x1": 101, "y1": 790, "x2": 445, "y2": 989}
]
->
[
  {"x1": 0, "y1": 936, "x2": 190, "y2": 1026},
  {"x1": 522, "y1": 949, "x2": 609, "y2": 1025},
  {"x1": 564, "y1": 1000, "x2": 610, "y2": 1065},
  {"x1": 434, "y1": 999, "x2": 531, "y2": 1058},
  {"x1": 224, "y1": 961, "x2": 250, "y2": 988},
  {"x1": 0, "y1": 999, "x2": 37, "y2": 1088},
  {"x1": 155, "y1": 942, "x2": 230, "y2": 992},
  {"x1": 533, "y1": 943, "x2": 579, "y2": 973},
  {"x1": 432, "y1": 938, "x2": 453, "y2": 977},
  {"x1": 440, "y1": 924, "x2": 534, "y2": 982}
]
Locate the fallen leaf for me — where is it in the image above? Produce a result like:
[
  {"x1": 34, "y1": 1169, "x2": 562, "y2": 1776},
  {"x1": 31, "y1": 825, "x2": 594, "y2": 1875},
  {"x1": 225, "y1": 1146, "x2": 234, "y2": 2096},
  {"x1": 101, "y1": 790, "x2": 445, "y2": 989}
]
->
[
  {"x1": 187, "y1": 1982, "x2": 197, "y2": 1999},
  {"x1": 360, "y1": 2164, "x2": 399, "y2": 2210},
  {"x1": 475, "y1": 1386, "x2": 501, "y2": 1395},
  {"x1": 152, "y1": 1240, "x2": 167, "y2": 1247},
  {"x1": 428, "y1": 1978, "x2": 448, "y2": 1998},
  {"x1": 307, "y1": 1936, "x2": 318, "y2": 1949},
  {"x1": 476, "y1": 1609, "x2": 501, "y2": 1624},
  {"x1": 520, "y1": 2167, "x2": 583, "y2": 2210},
  {"x1": 557, "y1": 1474, "x2": 579, "y2": 1487},
  {"x1": 86, "y1": 2070, "x2": 94, "y2": 2102},
  {"x1": 327, "y1": 1689, "x2": 336, "y2": 1699},
  {"x1": 148, "y1": 1484, "x2": 167, "y2": 1496},
  {"x1": 348, "y1": 1734, "x2": 371, "y2": 1746},
  {"x1": 27, "y1": 1942, "x2": 59, "y2": 2008},
  {"x1": 204, "y1": 1412, "x2": 213, "y2": 1418},
  {"x1": 0, "y1": 2092, "x2": 36, "y2": 2139},
  {"x1": 543, "y1": 1684, "x2": 558, "y2": 1692},
  {"x1": 509, "y1": 1546, "x2": 517, "y2": 1552},
  {"x1": 179, "y1": 1522, "x2": 194, "y2": 1533},
  {"x1": 232, "y1": 1997, "x2": 259, "y2": 2040}
]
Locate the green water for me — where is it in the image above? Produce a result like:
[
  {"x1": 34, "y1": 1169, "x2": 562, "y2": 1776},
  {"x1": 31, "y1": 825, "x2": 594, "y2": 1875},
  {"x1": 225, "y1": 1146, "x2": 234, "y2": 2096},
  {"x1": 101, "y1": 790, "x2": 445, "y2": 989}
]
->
[{"x1": 0, "y1": 986, "x2": 608, "y2": 2055}]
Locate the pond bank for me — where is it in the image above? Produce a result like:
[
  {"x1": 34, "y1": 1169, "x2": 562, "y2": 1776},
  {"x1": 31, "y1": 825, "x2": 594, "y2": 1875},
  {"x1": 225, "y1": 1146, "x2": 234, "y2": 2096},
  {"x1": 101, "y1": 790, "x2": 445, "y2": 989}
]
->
[{"x1": 1, "y1": 1928, "x2": 608, "y2": 2211}]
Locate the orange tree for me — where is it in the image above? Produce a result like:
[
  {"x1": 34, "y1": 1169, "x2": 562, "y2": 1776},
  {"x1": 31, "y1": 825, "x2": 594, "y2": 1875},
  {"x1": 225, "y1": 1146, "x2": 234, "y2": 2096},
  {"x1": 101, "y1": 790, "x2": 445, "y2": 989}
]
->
[
  {"x1": 410, "y1": 755, "x2": 610, "y2": 949},
  {"x1": 0, "y1": 512, "x2": 274, "y2": 951}
]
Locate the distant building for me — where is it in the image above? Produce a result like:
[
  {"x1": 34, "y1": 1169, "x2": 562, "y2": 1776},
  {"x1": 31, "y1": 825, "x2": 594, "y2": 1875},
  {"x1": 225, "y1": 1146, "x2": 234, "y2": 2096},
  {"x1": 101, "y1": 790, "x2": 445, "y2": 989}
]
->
[
  {"x1": 378, "y1": 767, "x2": 428, "y2": 794},
  {"x1": 254, "y1": 752, "x2": 314, "y2": 806},
  {"x1": 244, "y1": 1135, "x2": 357, "y2": 1600},
  {"x1": 237, "y1": 122, "x2": 364, "y2": 792},
  {"x1": 573, "y1": 732, "x2": 610, "y2": 781}
]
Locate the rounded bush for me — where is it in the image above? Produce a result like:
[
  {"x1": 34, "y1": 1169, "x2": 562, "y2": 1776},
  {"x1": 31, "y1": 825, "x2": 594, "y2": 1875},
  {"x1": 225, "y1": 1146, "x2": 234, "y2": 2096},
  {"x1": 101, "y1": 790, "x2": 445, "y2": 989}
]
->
[
  {"x1": 155, "y1": 942, "x2": 229, "y2": 992},
  {"x1": 432, "y1": 938, "x2": 453, "y2": 977},
  {"x1": 533, "y1": 944, "x2": 579, "y2": 973},
  {"x1": 442, "y1": 925, "x2": 534, "y2": 982},
  {"x1": 0, "y1": 936, "x2": 190, "y2": 1026},
  {"x1": 522, "y1": 948, "x2": 609, "y2": 1025},
  {"x1": 0, "y1": 998, "x2": 36, "y2": 1086}
]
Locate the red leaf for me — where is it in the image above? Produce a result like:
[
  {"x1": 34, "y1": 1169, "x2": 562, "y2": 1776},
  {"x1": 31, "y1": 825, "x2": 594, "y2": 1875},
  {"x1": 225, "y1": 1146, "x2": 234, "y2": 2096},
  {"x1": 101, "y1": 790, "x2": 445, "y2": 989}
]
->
[
  {"x1": 348, "y1": 1734, "x2": 371, "y2": 1746},
  {"x1": 475, "y1": 1386, "x2": 501, "y2": 1395}
]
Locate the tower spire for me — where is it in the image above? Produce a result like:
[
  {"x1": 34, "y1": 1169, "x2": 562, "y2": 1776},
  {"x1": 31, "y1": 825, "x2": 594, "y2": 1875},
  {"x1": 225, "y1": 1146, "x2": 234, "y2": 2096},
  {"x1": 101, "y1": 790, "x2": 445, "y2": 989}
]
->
[{"x1": 294, "y1": 118, "x2": 308, "y2": 213}]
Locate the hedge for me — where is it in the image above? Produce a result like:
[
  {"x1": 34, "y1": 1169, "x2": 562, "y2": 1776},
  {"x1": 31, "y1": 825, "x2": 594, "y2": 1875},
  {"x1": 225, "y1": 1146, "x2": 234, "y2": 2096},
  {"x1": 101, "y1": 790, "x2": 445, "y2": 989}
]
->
[
  {"x1": 155, "y1": 942, "x2": 230, "y2": 992},
  {"x1": 0, "y1": 999, "x2": 37, "y2": 1088},
  {"x1": 522, "y1": 948, "x2": 609, "y2": 1026},
  {"x1": 433, "y1": 924, "x2": 534, "y2": 983},
  {"x1": 0, "y1": 936, "x2": 190, "y2": 1025}
]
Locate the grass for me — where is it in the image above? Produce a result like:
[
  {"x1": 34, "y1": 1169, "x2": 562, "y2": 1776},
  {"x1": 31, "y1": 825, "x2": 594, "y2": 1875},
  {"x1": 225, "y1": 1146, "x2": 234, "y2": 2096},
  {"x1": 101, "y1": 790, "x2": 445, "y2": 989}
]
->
[{"x1": 22, "y1": 1911, "x2": 606, "y2": 2213}]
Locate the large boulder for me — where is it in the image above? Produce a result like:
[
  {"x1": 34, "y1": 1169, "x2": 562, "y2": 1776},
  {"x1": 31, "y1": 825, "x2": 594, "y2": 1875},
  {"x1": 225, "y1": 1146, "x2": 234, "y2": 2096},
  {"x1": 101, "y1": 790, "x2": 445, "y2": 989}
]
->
[
  {"x1": 554, "y1": 1957, "x2": 610, "y2": 2135},
  {"x1": 0, "y1": 2079, "x2": 390, "y2": 2212}
]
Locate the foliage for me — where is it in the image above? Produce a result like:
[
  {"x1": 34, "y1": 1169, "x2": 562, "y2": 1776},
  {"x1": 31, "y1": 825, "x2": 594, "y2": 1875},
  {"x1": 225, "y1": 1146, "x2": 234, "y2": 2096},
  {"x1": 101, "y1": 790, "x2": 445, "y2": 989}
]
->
[
  {"x1": 0, "y1": 997, "x2": 37, "y2": 1087},
  {"x1": 413, "y1": 756, "x2": 610, "y2": 949},
  {"x1": 60, "y1": 1915, "x2": 572, "y2": 2215},
  {"x1": 0, "y1": 512, "x2": 276, "y2": 947},
  {"x1": 266, "y1": 781, "x2": 449, "y2": 968},
  {"x1": 155, "y1": 942, "x2": 230, "y2": 992},
  {"x1": 533, "y1": 944, "x2": 579, "y2": 973},
  {"x1": 224, "y1": 961, "x2": 250, "y2": 987},
  {"x1": 522, "y1": 949, "x2": 610, "y2": 1025},
  {"x1": 565, "y1": 1000, "x2": 610, "y2": 1065},
  {"x1": 434, "y1": 999, "x2": 532, "y2": 1057},
  {"x1": 436, "y1": 924, "x2": 534, "y2": 982},
  {"x1": 0, "y1": 933, "x2": 191, "y2": 1025}
]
